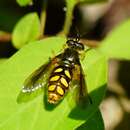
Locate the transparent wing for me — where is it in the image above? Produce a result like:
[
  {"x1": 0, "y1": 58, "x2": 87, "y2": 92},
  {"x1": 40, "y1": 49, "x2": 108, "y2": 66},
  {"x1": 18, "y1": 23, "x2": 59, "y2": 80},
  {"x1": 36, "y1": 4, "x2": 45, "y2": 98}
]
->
[
  {"x1": 17, "y1": 56, "x2": 61, "y2": 103},
  {"x1": 72, "y1": 64, "x2": 92, "y2": 108}
]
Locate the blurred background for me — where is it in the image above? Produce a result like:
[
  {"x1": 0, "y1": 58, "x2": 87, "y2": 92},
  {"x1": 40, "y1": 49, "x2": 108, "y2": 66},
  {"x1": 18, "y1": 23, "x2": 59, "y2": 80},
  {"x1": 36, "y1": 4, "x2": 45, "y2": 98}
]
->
[{"x1": 0, "y1": 0, "x2": 130, "y2": 129}]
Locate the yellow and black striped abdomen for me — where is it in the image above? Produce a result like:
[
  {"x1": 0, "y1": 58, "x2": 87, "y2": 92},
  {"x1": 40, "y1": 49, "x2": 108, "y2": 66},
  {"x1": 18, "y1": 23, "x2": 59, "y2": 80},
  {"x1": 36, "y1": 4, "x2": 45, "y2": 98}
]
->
[{"x1": 48, "y1": 66, "x2": 72, "y2": 104}]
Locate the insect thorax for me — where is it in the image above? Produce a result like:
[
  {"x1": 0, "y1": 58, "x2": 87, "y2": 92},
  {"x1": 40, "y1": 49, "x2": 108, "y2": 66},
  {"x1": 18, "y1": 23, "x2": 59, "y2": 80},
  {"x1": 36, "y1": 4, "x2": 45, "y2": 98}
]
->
[{"x1": 61, "y1": 48, "x2": 80, "y2": 66}]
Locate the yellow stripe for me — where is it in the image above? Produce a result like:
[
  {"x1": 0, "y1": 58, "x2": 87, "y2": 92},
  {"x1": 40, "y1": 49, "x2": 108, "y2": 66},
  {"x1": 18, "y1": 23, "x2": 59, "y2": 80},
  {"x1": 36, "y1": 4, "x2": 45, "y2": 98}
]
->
[
  {"x1": 54, "y1": 68, "x2": 63, "y2": 73},
  {"x1": 50, "y1": 75, "x2": 60, "y2": 81},
  {"x1": 56, "y1": 86, "x2": 64, "y2": 95},
  {"x1": 64, "y1": 70, "x2": 71, "y2": 79},
  {"x1": 60, "y1": 77, "x2": 68, "y2": 88},
  {"x1": 48, "y1": 85, "x2": 56, "y2": 91}
]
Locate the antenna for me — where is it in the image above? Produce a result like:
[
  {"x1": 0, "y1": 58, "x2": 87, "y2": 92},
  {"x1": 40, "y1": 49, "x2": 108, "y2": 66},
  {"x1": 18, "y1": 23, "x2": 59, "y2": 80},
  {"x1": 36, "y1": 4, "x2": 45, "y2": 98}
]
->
[
  {"x1": 68, "y1": 25, "x2": 88, "y2": 41},
  {"x1": 74, "y1": 26, "x2": 80, "y2": 42},
  {"x1": 74, "y1": 26, "x2": 88, "y2": 41}
]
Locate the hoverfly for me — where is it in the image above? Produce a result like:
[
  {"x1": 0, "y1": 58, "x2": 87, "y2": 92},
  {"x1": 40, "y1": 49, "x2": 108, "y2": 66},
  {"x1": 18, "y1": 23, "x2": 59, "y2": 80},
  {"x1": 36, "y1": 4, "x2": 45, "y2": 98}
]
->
[{"x1": 17, "y1": 37, "x2": 92, "y2": 106}]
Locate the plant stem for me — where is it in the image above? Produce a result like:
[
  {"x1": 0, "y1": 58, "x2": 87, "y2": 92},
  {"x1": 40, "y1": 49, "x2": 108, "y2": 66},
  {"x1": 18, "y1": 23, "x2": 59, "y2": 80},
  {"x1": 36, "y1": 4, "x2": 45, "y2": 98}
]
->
[
  {"x1": 40, "y1": 0, "x2": 47, "y2": 37},
  {"x1": 60, "y1": 0, "x2": 77, "y2": 36},
  {"x1": 0, "y1": 31, "x2": 11, "y2": 42},
  {"x1": 81, "y1": 39, "x2": 100, "y2": 48}
]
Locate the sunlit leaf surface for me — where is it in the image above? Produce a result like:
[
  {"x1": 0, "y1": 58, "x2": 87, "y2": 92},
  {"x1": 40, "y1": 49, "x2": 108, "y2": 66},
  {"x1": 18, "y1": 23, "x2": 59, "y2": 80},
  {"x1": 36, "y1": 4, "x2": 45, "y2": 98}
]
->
[{"x1": 0, "y1": 37, "x2": 107, "y2": 130}]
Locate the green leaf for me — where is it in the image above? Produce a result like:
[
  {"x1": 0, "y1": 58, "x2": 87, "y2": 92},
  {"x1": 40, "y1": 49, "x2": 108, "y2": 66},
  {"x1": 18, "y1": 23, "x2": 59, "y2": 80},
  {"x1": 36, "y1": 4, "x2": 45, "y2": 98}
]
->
[
  {"x1": 0, "y1": 59, "x2": 7, "y2": 64},
  {"x1": 76, "y1": 109, "x2": 104, "y2": 130},
  {"x1": 16, "y1": 0, "x2": 33, "y2": 6},
  {"x1": 79, "y1": 0, "x2": 108, "y2": 3},
  {"x1": 12, "y1": 13, "x2": 40, "y2": 49},
  {"x1": 99, "y1": 19, "x2": 130, "y2": 60},
  {"x1": 0, "y1": 37, "x2": 107, "y2": 130}
]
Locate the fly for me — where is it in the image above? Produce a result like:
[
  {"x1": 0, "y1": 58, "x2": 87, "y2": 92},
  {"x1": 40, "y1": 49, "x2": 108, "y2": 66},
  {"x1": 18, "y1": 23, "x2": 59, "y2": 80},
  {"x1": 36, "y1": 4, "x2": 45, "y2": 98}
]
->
[{"x1": 17, "y1": 37, "x2": 92, "y2": 106}]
